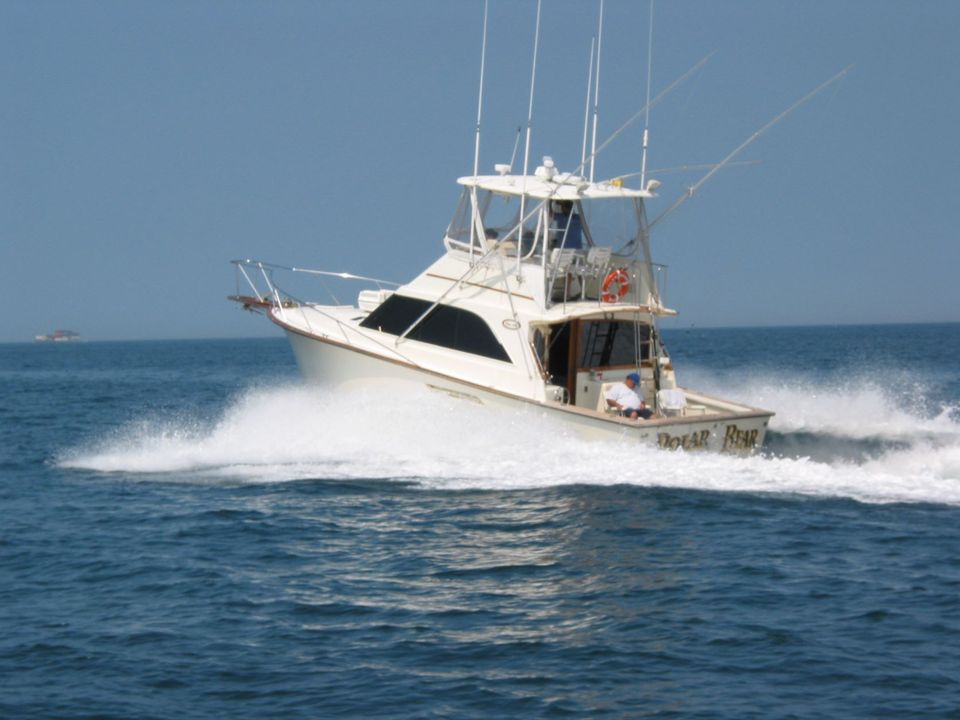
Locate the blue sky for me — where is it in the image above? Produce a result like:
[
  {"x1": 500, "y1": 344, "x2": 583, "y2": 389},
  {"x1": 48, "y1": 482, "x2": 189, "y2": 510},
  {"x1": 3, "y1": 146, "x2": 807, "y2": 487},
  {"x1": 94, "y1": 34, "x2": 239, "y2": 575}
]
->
[{"x1": 2, "y1": 0, "x2": 958, "y2": 341}]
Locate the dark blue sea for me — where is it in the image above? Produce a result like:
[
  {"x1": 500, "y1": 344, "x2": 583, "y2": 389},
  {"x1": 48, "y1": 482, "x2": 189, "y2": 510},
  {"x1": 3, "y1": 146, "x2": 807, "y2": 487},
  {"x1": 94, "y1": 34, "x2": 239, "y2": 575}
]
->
[{"x1": 3, "y1": 324, "x2": 959, "y2": 719}]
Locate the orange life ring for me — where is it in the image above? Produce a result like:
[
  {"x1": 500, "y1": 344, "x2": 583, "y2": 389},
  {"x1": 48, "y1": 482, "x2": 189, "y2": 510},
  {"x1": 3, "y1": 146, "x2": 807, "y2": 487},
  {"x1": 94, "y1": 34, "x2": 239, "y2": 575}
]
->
[{"x1": 601, "y1": 268, "x2": 630, "y2": 303}]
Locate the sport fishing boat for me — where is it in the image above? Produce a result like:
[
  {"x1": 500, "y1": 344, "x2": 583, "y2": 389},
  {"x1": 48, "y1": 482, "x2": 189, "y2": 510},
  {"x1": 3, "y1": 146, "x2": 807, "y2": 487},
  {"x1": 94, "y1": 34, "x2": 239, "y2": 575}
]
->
[
  {"x1": 230, "y1": 154, "x2": 772, "y2": 454},
  {"x1": 225, "y1": 3, "x2": 847, "y2": 455}
]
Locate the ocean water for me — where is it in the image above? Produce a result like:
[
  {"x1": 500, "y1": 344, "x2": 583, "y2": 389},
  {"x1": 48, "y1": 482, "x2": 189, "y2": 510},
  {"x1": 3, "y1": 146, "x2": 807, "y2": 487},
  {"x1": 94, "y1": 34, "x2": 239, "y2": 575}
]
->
[{"x1": 2, "y1": 324, "x2": 959, "y2": 719}]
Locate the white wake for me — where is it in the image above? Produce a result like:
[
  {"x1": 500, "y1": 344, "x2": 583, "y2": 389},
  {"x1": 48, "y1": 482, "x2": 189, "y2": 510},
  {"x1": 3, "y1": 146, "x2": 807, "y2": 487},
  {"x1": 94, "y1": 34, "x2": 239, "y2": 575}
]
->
[{"x1": 58, "y1": 379, "x2": 960, "y2": 506}]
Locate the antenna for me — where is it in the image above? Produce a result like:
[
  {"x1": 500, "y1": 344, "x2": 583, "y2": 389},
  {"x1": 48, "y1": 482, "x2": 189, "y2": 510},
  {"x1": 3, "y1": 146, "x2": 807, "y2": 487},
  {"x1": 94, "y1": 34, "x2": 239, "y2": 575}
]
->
[
  {"x1": 509, "y1": 126, "x2": 522, "y2": 171},
  {"x1": 517, "y1": 0, "x2": 542, "y2": 279},
  {"x1": 580, "y1": 37, "x2": 595, "y2": 173},
  {"x1": 520, "y1": 0, "x2": 542, "y2": 183},
  {"x1": 472, "y1": 0, "x2": 489, "y2": 180},
  {"x1": 469, "y1": 1, "x2": 490, "y2": 262},
  {"x1": 589, "y1": 0, "x2": 605, "y2": 183},
  {"x1": 639, "y1": 0, "x2": 655, "y2": 189}
]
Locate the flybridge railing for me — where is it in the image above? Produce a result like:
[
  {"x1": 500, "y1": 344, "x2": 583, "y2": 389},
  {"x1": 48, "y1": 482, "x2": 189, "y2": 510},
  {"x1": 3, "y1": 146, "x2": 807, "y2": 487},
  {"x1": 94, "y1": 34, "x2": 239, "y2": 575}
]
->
[
  {"x1": 230, "y1": 259, "x2": 400, "y2": 319},
  {"x1": 231, "y1": 260, "x2": 417, "y2": 363},
  {"x1": 543, "y1": 253, "x2": 669, "y2": 311}
]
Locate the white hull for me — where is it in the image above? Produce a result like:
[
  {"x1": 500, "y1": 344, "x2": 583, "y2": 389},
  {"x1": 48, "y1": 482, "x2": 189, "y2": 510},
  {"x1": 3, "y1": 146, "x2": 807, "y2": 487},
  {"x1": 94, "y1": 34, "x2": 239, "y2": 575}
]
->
[{"x1": 284, "y1": 326, "x2": 771, "y2": 455}]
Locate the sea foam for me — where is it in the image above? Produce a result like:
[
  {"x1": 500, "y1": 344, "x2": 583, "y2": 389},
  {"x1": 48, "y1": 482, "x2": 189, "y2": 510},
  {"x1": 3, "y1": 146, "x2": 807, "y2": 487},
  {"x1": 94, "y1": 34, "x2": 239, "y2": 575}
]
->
[{"x1": 58, "y1": 378, "x2": 960, "y2": 505}]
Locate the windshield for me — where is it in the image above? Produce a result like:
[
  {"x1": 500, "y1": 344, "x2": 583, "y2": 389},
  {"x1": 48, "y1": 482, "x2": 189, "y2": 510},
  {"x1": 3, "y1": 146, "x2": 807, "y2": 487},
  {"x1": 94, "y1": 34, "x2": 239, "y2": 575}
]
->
[
  {"x1": 578, "y1": 197, "x2": 643, "y2": 254},
  {"x1": 446, "y1": 188, "x2": 644, "y2": 254}
]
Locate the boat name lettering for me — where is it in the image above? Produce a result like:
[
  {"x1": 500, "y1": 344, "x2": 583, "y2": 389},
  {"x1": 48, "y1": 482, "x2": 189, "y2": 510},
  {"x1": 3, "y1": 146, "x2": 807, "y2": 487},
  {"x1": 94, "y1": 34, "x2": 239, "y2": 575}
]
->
[
  {"x1": 722, "y1": 425, "x2": 759, "y2": 452},
  {"x1": 658, "y1": 429, "x2": 710, "y2": 451}
]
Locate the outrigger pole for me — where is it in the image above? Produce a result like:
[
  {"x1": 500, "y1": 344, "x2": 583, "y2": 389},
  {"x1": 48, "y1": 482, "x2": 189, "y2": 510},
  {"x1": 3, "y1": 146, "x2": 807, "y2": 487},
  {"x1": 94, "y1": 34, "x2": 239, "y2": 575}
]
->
[
  {"x1": 585, "y1": 52, "x2": 714, "y2": 184},
  {"x1": 562, "y1": 52, "x2": 713, "y2": 192},
  {"x1": 649, "y1": 65, "x2": 853, "y2": 231}
]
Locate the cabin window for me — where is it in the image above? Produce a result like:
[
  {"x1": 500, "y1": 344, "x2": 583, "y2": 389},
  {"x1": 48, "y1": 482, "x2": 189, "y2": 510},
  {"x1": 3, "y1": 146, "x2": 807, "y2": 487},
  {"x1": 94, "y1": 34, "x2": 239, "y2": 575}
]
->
[
  {"x1": 579, "y1": 320, "x2": 650, "y2": 368},
  {"x1": 359, "y1": 294, "x2": 426, "y2": 336},
  {"x1": 360, "y1": 295, "x2": 511, "y2": 363}
]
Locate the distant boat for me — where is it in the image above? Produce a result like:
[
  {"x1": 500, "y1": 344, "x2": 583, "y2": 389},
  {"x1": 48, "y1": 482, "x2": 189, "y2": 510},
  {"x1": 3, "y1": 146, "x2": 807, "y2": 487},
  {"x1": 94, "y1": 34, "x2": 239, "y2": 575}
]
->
[{"x1": 34, "y1": 329, "x2": 80, "y2": 343}]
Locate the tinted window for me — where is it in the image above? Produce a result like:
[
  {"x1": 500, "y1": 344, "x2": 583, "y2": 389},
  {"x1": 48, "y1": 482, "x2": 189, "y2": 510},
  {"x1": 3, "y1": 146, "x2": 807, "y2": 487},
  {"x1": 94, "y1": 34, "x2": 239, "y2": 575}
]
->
[
  {"x1": 359, "y1": 295, "x2": 428, "y2": 336},
  {"x1": 360, "y1": 295, "x2": 510, "y2": 363}
]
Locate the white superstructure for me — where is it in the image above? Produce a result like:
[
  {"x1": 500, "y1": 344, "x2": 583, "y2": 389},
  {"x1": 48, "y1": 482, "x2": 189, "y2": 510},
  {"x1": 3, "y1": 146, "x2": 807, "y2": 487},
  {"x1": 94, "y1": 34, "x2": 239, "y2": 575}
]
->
[
  {"x1": 231, "y1": 156, "x2": 772, "y2": 454},
  {"x1": 229, "y1": 3, "x2": 793, "y2": 454}
]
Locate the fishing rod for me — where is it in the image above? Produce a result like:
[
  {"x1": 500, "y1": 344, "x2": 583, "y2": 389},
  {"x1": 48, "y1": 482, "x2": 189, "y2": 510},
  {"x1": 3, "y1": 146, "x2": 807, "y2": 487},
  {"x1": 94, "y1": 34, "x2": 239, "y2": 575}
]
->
[{"x1": 613, "y1": 160, "x2": 761, "y2": 180}]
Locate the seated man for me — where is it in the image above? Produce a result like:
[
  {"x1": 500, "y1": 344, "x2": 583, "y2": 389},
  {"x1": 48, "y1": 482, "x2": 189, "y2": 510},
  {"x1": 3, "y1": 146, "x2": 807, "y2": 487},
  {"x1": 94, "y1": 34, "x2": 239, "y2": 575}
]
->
[{"x1": 605, "y1": 372, "x2": 654, "y2": 420}]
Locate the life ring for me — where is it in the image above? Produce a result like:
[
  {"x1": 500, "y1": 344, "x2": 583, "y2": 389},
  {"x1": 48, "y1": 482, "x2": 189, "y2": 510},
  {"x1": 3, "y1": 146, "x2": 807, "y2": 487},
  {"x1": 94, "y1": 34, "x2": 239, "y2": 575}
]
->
[{"x1": 601, "y1": 268, "x2": 630, "y2": 303}]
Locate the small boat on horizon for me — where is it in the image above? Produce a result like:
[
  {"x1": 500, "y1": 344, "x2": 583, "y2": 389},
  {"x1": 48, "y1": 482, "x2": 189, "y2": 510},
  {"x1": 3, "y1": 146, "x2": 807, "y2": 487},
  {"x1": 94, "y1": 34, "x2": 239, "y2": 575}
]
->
[{"x1": 34, "y1": 329, "x2": 80, "y2": 343}]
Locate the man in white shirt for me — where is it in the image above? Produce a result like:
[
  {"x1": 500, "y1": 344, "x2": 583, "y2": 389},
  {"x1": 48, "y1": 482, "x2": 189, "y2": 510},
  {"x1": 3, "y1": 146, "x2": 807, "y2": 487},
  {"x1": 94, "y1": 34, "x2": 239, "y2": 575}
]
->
[{"x1": 605, "y1": 372, "x2": 654, "y2": 420}]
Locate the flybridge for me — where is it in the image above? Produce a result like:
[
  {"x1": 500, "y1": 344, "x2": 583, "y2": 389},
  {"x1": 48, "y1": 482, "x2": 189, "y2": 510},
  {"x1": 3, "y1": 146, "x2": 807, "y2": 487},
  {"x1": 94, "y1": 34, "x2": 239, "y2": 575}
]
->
[{"x1": 457, "y1": 165, "x2": 658, "y2": 201}]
